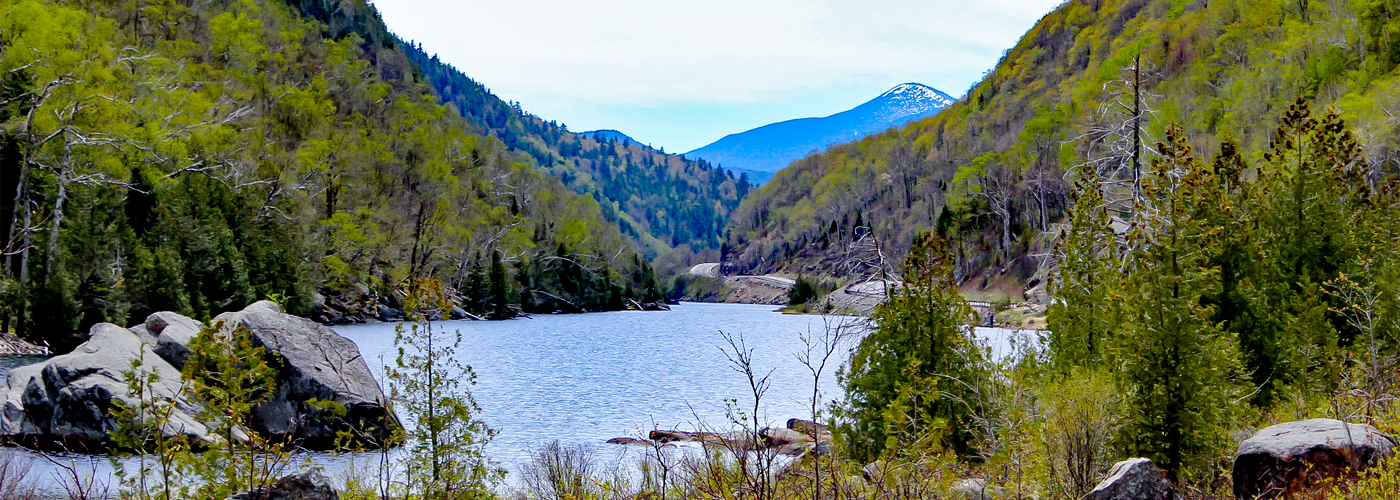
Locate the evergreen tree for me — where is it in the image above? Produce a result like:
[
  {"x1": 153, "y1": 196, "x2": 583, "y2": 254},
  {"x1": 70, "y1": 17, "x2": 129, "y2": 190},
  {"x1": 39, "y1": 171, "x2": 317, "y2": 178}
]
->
[
  {"x1": 1111, "y1": 126, "x2": 1244, "y2": 481},
  {"x1": 836, "y1": 232, "x2": 984, "y2": 461},
  {"x1": 1046, "y1": 180, "x2": 1114, "y2": 372},
  {"x1": 486, "y1": 250, "x2": 512, "y2": 320}
]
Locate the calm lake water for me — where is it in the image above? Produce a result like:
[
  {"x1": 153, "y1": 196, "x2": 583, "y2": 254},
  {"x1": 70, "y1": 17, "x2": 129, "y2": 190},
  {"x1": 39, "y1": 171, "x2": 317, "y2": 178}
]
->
[{"x1": 2, "y1": 302, "x2": 1033, "y2": 496}]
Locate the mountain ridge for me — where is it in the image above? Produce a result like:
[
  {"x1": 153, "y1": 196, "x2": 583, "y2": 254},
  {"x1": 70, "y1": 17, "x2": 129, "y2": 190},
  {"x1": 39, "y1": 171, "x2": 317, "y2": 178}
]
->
[
  {"x1": 687, "y1": 83, "x2": 954, "y2": 184},
  {"x1": 723, "y1": 0, "x2": 1400, "y2": 290}
]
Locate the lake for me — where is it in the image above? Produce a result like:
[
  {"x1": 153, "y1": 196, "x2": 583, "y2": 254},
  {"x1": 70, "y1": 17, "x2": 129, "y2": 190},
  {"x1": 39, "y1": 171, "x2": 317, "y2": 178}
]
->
[{"x1": 1, "y1": 302, "x2": 1034, "y2": 496}]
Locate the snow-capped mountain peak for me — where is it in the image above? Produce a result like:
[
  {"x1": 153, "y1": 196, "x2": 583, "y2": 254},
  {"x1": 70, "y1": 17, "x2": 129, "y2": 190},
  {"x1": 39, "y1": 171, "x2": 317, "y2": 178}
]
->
[
  {"x1": 869, "y1": 83, "x2": 955, "y2": 122},
  {"x1": 686, "y1": 83, "x2": 955, "y2": 184}
]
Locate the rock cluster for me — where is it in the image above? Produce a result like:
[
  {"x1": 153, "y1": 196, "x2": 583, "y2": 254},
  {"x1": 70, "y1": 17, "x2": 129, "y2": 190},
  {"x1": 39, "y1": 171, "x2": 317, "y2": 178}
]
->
[
  {"x1": 1232, "y1": 418, "x2": 1395, "y2": 499},
  {"x1": 0, "y1": 301, "x2": 399, "y2": 451},
  {"x1": 312, "y1": 284, "x2": 470, "y2": 325}
]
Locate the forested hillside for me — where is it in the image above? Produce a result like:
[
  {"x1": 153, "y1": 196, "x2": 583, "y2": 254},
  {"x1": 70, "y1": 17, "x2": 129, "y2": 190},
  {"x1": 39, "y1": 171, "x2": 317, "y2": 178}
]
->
[
  {"x1": 402, "y1": 46, "x2": 751, "y2": 257},
  {"x1": 725, "y1": 0, "x2": 1400, "y2": 288},
  {"x1": 273, "y1": 0, "x2": 747, "y2": 259},
  {"x1": 0, "y1": 0, "x2": 668, "y2": 347}
]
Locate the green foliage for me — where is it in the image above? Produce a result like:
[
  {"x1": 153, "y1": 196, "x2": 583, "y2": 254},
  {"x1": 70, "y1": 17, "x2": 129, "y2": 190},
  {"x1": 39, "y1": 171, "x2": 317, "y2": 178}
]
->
[
  {"x1": 181, "y1": 320, "x2": 290, "y2": 498},
  {"x1": 0, "y1": 0, "x2": 657, "y2": 347},
  {"x1": 836, "y1": 232, "x2": 985, "y2": 462},
  {"x1": 110, "y1": 319, "x2": 291, "y2": 499},
  {"x1": 1108, "y1": 127, "x2": 1246, "y2": 481},
  {"x1": 1046, "y1": 181, "x2": 1114, "y2": 372},
  {"x1": 110, "y1": 351, "x2": 195, "y2": 500},
  {"x1": 787, "y1": 275, "x2": 817, "y2": 306},
  {"x1": 387, "y1": 279, "x2": 502, "y2": 499},
  {"x1": 724, "y1": 0, "x2": 1400, "y2": 284},
  {"x1": 296, "y1": 0, "x2": 746, "y2": 259}
]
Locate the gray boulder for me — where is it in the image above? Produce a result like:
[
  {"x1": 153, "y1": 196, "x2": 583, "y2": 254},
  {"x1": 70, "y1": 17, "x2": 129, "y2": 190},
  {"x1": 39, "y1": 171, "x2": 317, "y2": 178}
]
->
[
  {"x1": 230, "y1": 468, "x2": 338, "y2": 500},
  {"x1": 1232, "y1": 418, "x2": 1396, "y2": 499},
  {"x1": 1084, "y1": 458, "x2": 1174, "y2": 500},
  {"x1": 953, "y1": 478, "x2": 1005, "y2": 500},
  {"x1": 148, "y1": 311, "x2": 204, "y2": 369},
  {"x1": 215, "y1": 301, "x2": 400, "y2": 447},
  {"x1": 128, "y1": 324, "x2": 158, "y2": 345},
  {"x1": 0, "y1": 323, "x2": 210, "y2": 449}
]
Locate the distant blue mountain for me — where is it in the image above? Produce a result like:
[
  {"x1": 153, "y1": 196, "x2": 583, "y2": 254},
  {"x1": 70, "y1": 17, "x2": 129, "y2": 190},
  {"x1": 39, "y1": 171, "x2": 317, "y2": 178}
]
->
[
  {"x1": 580, "y1": 129, "x2": 637, "y2": 144},
  {"x1": 686, "y1": 83, "x2": 955, "y2": 184}
]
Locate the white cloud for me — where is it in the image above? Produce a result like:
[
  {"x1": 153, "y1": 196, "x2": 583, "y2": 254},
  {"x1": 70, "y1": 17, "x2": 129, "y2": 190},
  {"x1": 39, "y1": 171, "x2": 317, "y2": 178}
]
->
[{"x1": 375, "y1": 0, "x2": 1063, "y2": 151}]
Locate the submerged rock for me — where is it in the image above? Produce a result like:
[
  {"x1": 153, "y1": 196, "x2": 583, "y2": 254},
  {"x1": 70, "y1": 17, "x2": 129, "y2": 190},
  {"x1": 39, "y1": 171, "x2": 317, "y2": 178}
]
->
[
  {"x1": 606, "y1": 437, "x2": 652, "y2": 446},
  {"x1": 1232, "y1": 418, "x2": 1396, "y2": 499}
]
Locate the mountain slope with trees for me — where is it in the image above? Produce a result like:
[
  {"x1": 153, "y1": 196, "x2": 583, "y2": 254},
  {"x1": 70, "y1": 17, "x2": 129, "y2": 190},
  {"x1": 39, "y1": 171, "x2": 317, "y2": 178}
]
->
[
  {"x1": 0, "y1": 0, "x2": 669, "y2": 348},
  {"x1": 723, "y1": 0, "x2": 1400, "y2": 291},
  {"x1": 275, "y1": 0, "x2": 749, "y2": 261},
  {"x1": 399, "y1": 38, "x2": 747, "y2": 258}
]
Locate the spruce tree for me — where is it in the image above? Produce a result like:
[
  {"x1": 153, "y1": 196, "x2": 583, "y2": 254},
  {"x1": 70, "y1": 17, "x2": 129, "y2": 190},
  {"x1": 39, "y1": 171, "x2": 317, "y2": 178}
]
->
[
  {"x1": 1047, "y1": 180, "x2": 1115, "y2": 372},
  {"x1": 1111, "y1": 126, "x2": 1243, "y2": 481},
  {"x1": 835, "y1": 232, "x2": 984, "y2": 461},
  {"x1": 486, "y1": 250, "x2": 512, "y2": 320}
]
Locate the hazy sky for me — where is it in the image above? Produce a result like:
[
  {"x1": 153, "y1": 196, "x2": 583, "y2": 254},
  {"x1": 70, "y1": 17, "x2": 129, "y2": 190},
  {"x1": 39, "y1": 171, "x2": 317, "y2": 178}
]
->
[{"x1": 374, "y1": 0, "x2": 1064, "y2": 153}]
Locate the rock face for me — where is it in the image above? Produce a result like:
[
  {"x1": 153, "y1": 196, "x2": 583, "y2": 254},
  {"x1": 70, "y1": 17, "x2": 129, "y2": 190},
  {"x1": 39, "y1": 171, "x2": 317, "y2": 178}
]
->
[
  {"x1": 149, "y1": 311, "x2": 204, "y2": 369},
  {"x1": 0, "y1": 323, "x2": 210, "y2": 450},
  {"x1": 1232, "y1": 418, "x2": 1396, "y2": 499},
  {"x1": 0, "y1": 302, "x2": 398, "y2": 451},
  {"x1": 230, "y1": 468, "x2": 338, "y2": 500},
  {"x1": 1084, "y1": 458, "x2": 1174, "y2": 500},
  {"x1": 216, "y1": 301, "x2": 400, "y2": 447}
]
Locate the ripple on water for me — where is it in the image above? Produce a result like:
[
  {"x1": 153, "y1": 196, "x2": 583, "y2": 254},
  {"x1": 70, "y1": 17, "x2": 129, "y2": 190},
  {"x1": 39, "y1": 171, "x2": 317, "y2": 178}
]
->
[{"x1": 0, "y1": 302, "x2": 1036, "y2": 495}]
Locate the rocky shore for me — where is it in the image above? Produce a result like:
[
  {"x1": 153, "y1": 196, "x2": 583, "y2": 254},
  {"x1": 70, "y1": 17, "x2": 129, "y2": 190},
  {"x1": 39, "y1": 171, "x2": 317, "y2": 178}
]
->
[
  {"x1": 0, "y1": 301, "x2": 400, "y2": 451},
  {"x1": 310, "y1": 283, "x2": 670, "y2": 325}
]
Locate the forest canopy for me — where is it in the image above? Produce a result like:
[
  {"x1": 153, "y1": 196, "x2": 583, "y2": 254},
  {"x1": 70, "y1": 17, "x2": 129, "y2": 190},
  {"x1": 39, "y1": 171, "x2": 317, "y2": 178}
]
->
[{"x1": 0, "y1": 0, "x2": 667, "y2": 348}]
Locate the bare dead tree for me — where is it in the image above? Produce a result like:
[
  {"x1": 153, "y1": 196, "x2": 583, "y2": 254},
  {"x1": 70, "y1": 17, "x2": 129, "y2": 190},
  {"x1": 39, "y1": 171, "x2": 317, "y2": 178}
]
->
[
  {"x1": 1076, "y1": 50, "x2": 1160, "y2": 218},
  {"x1": 719, "y1": 330, "x2": 777, "y2": 500},
  {"x1": 794, "y1": 314, "x2": 861, "y2": 500}
]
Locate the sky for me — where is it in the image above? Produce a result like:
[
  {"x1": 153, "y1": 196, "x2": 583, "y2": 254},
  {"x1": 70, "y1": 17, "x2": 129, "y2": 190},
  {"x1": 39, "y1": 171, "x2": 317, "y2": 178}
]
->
[{"x1": 373, "y1": 0, "x2": 1066, "y2": 153}]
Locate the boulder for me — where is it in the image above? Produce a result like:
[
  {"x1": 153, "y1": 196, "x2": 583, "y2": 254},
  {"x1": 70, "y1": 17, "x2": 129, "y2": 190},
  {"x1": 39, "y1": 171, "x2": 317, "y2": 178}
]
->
[
  {"x1": 0, "y1": 323, "x2": 210, "y2": 449},
  {"x1": 215, "y1": 301, "x2": 401, "y2": 448},
  {"x1": 374, "y1": 304, "x2": 404, "y2": 322},
  {"x1": 128, "y1": 324, "x2": 158, "y2": 345},
  {"x1": 1083, "y1": 458, "x2": 1174, "y2": 500},
  {"x1": 786, "y1": 418, "x2": 829, "y2": 435},
  {"x1": 953, "y1": 478, "x2": 1005, "y2": 500},
  {"x1": 449, "y1": 305, "x2": 469, "y2": 320},
  {"x1": 230, "y1": 468, "x2": 338, "y2": 500},
  {"x1": 761, "y1": 427, "x2": 812, "y2": 447},
  {"x1": 1232, "y1": 418, "x2": 1396, "y2": 499},
  {"x1": 148, "y1": 312, "x2": 204, "y2": 369}
]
